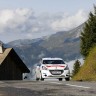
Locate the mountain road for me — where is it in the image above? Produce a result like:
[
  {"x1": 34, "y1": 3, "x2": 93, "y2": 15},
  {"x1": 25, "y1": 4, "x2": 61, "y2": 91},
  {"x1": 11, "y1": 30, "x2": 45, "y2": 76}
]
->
[{"x1": 0, "y1": 80, "x2": 96, "y2": 96}]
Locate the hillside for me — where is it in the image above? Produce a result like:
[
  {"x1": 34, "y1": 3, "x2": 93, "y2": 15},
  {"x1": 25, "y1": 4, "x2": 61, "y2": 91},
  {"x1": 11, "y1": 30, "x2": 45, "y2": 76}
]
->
[
  {"x1": 6, "y1": 24, "x2": 84, "y2": 67},
  {"x1": 73, "y1": 47, "x2": 96, "y2": 81}
]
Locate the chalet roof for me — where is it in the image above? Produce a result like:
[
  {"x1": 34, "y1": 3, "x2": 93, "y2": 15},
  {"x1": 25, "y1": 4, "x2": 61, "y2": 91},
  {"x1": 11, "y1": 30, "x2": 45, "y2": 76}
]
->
[
  {"x1": 0, "y1": 48, "x2": 30, "y2": 73},
  {"x1": 0, "y1": 48, "x2": 11, "y2": 64}
]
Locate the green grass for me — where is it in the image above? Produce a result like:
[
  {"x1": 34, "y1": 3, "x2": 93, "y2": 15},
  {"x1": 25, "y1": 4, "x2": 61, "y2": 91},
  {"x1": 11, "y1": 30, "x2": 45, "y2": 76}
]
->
[{"x1": 73, "y1": 46, "x2": 96, "y2": 81}]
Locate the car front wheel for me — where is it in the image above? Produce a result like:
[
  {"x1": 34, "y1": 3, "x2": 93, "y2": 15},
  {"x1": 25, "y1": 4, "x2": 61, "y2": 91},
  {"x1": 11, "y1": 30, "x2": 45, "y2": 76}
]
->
[
  {"x1": 59, "y1": 78, "x2": 63, "y2": 81},
  {"x1": 40, "y1": 74, "x2": 44, "y2": 81},
  {"x1": 65, "y1": 78, "x2": 70, "y2": 81},
  {"x1": 41, "y1": 76, "x2": 44, "y2": 81},
  {"x1": 36, "y1": 77, "x2": 39, "y2": 81}
]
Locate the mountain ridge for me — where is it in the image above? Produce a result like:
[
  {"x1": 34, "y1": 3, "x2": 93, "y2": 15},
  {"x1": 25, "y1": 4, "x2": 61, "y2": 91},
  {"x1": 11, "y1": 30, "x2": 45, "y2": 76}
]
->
[{"x1": 3, "y1": 24, "x2": 84, "y2": 67}]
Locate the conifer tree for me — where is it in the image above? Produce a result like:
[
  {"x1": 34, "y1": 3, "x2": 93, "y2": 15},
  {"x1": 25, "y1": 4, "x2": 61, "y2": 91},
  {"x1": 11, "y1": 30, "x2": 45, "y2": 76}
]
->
[
  {"x1": 80, "y1": 5, "x2": 96, "y2": 57},
  {"x1": 72, "y1": 60, "x2": 81, "y2": 77}
]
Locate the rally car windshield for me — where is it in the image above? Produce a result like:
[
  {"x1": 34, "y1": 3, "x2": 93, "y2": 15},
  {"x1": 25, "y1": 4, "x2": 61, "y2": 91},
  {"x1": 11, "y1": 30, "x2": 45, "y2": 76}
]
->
[{"x1": 43, "y1": 60, "x2": 65, "y2": 64}]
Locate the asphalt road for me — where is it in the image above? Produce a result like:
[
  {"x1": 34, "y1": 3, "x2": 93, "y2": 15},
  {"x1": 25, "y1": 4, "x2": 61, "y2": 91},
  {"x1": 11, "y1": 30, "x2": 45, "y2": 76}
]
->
[{"x1": 0, "y1": 80, "x2": 96, "y2": 96}]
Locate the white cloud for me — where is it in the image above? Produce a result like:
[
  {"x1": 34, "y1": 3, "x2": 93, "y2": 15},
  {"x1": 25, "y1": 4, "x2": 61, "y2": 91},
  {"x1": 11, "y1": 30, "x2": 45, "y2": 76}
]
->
[
  {"x1": 0, "y1": 9, "x2": 88, "y2": 42},
  {"x1": 0, "y1": 9, "x2": 14, "y2": 25},
  {"x1": 0, "y1": 8, "x2": 34, "y2": 33},
  {"x1": 51, "y1": 10, "x2": 88, "y2": 31},
  {"x1": 38, "y1": 52, "x2": 45, "y2": 59}
]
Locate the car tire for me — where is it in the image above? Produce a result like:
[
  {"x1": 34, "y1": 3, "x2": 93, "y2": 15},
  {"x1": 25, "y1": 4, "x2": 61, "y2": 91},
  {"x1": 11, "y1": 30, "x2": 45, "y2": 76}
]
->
[
  {"x1": 59, "y1": 78, "x2": 63, "y2": 81},
  {"x1": 36, "y1": 77, "x2": 39, "y2": 81},
  {"x1": 40, "y1": 75, "x2": 44, "y2": 81},
  {"x1": 65, "y1": 78, "x2": 70, "y2": 81},
  {"x1": 41, "y1": 76, "x2": 44, "y2": 81}
]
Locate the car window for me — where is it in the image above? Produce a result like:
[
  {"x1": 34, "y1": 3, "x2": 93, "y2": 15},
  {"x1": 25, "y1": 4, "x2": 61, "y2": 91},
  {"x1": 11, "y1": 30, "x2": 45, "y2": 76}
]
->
[{"x1": 43, "y1": 60, "x2": 65, "y2": 64}]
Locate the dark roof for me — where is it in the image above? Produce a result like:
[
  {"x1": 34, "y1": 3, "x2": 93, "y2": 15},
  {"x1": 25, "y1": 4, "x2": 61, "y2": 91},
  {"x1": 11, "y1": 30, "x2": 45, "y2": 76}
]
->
[{"x1": 0, "y1": 48, "x2": 30, "y2": 73}]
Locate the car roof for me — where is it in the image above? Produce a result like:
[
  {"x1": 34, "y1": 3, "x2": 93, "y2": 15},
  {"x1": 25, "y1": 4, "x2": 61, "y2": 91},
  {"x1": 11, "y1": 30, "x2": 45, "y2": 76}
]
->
[{"x1": 42, "y1": 58, "x2": 63, "y2": 61}]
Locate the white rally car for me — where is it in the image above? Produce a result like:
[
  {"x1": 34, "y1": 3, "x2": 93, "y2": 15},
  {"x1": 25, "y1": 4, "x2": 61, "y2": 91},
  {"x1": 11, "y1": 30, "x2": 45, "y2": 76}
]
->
[{"x1": 35, "y1": 58, "x2": 70, "y2": 81}]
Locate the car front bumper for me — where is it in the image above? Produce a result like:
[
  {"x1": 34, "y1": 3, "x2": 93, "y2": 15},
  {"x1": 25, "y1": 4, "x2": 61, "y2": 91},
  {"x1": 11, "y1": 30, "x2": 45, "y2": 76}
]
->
[{"x1": 41, "y1": 70, "x2": 70, "y2": 79}]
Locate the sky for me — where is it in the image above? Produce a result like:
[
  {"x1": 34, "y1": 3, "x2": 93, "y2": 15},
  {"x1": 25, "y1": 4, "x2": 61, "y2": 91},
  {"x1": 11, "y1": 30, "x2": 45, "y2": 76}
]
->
[{"x1": 0, "y1": 0, "x2": 95, "y2": 43}]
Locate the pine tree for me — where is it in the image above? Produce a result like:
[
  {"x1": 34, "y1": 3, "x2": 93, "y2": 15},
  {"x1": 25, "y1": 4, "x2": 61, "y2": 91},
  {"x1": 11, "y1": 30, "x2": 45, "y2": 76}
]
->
[
  {"x1": 72, "y1": 60, "x2": 81, "y2": 77},
  {"x1": 80, "y1": 5, "x2": 96, "y2": 57}
]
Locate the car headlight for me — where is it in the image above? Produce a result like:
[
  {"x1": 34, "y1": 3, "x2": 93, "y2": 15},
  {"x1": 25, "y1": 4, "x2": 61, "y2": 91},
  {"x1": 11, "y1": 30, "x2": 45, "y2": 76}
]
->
[
  {"x1": 42, "y1": 66, "x2": 47, "y2": 70},
  {"x1": 64, "y1": 65, "x2": 69, "y2": 70}
]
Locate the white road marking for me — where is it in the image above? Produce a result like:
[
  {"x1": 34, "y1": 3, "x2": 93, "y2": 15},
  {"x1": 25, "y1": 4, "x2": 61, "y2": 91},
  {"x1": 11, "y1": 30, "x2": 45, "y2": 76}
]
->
[
  {"x1": 49, "y1": 82, "x2": 90, "y2": 89},
  {"x1": 49, "y1": 82, "x2": 62, "y2": 84},
  {"x1": 66, "y1": 84, "x2": 90, "y2": 89}
]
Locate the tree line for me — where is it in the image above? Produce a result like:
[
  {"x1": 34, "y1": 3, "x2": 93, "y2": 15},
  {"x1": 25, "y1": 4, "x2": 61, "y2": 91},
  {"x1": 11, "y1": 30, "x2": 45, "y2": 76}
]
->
[{"x1": 72, "y1": 5, "x2": 96, "y2": 77}]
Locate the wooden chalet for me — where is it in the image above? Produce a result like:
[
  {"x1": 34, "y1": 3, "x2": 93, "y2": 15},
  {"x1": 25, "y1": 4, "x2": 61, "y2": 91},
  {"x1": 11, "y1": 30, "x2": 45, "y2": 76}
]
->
[{"x1": 0, "y1": 43, "x2": 30, "y2": 80}]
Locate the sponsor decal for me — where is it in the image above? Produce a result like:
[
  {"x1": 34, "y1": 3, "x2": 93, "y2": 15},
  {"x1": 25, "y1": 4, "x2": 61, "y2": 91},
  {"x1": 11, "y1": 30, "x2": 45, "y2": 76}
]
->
[{"x1": 46, "y1": 65, "x2": 65, "y2": 68}]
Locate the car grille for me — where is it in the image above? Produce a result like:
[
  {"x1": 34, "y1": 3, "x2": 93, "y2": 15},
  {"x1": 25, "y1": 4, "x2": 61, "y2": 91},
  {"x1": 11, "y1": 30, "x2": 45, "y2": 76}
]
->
[{"x1": 49, "y1": 70, "x2": 64, "y2": 75}]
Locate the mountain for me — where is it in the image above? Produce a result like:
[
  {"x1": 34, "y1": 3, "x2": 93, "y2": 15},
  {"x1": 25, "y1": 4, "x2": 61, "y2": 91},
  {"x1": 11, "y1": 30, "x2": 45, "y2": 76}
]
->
[
  {"x1": 0, "y1": 41, "x2": 3, "y2": 45},
  {"x1": 6, "y1": 24, "x2": 84, "y2": 68}
]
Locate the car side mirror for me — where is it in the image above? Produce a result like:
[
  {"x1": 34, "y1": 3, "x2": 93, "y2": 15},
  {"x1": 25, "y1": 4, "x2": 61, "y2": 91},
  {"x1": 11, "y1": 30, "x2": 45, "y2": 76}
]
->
[{"x1": 37, "y1": 64, "x2": 41, "y2": 67}]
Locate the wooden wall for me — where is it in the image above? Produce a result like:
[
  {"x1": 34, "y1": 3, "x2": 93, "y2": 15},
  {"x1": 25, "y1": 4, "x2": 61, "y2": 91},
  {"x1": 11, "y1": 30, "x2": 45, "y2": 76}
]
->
[{"x1": 0, "y1": 55, "x2": 23, "y2": 80}]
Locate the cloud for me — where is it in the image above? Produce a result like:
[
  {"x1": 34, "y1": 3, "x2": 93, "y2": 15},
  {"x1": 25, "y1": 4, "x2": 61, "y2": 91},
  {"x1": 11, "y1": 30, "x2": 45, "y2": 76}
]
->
[
  {"x1": 38, "y1": 51, "x2": 45, "y2": 59},
  {"x1": 51, "y1": 10, "x2": 88, "y2": 31},
  {"x1": 0, "y1": 8, "x2": 34, "y2": 33},
  {"x1": 0, "y1": 9, "x2": 88, "y2": 42}
]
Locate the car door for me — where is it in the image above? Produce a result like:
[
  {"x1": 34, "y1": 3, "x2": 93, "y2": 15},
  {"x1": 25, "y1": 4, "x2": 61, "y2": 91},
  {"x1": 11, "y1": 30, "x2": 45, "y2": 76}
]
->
[{"x1": 36, "y1": 64, "x2": 41, "y2": 78}]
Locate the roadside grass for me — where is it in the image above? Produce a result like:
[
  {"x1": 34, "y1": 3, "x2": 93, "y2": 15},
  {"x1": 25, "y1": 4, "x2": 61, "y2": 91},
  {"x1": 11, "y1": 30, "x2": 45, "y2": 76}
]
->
[{"x1": 72, "y1": 47, "x2": 96, "y2": 81}]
